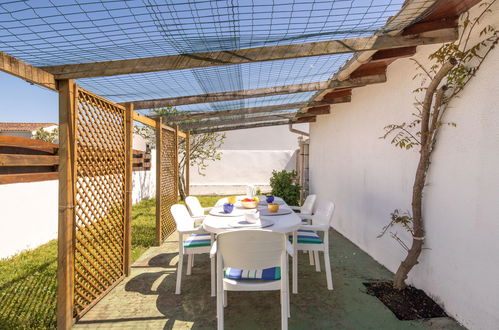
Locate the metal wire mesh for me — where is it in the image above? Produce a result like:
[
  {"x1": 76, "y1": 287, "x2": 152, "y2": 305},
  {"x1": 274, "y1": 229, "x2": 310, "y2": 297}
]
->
[
  {"x1": 0, "y1": 1, "x2": 440, "y2": 111},
  {"x1": 73, "y1": 87, "x2": 126, "y2": 316},
  {"x1": 0, "y1": 0, "x2": 417, "y2": 65},
  {"x1": 158, "y1": 128, "x2": 178, "y2": 241}
]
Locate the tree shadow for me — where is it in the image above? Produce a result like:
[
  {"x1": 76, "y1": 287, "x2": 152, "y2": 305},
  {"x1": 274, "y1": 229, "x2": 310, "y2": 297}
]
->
[
  {"x1": 124, "y1": 251, "x2": 290, "y2": 329},
  {"x1": 124, "y1": 253, "x2": 218, "y2": 329},
  {"x1": 148, "y1": 252, "x2": 178, "y2": 268}
]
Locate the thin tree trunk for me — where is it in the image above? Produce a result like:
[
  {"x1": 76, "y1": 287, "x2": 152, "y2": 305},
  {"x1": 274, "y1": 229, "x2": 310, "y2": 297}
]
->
[
  {"x1": 393, "y1": 60, "x2": 456, "y2": 290},
  {"x1": 393, "y1": 142, "x2": 431, "y2": 289},
  {"x1": 179, "y1": 175, "x2": 186, "y2": 200}
]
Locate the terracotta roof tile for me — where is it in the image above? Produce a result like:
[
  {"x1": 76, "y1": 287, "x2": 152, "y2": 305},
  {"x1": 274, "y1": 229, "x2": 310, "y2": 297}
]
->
[{"x1": 0, "y1": 123, "x2": 57, "y2": 132}]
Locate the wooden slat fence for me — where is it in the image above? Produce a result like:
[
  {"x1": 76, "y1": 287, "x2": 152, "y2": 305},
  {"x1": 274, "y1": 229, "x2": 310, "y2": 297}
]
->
[
  {"x1": 0, "y1": 135, "x2": 59, "y2": 184},
  {"x1": 0, "y1": 135, "x2": 151, "y2": 185},
  {"x1": 133, "y1": 147, "x2": 152, "y2": 171}
]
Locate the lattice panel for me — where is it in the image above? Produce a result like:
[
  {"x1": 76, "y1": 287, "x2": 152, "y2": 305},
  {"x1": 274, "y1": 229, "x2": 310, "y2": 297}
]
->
[
  {"x1": 73, "y1": 88, "x2": 126, "y2": 317},
  {"x1": 159, "y1": 128, "x2": 178, "y2": 241}
]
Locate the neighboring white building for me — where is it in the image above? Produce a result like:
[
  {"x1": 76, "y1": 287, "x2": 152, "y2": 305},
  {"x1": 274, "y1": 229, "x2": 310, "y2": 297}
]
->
[
  {"x1": 189, "y1": 123, "x2": 308, "y2": 195},
  {"x1": 0, "y1": 122, "x2": 58, "y2": 139}
]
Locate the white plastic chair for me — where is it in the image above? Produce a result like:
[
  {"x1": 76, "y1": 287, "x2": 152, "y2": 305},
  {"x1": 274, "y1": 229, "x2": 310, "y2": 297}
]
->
[
  {"x1": 289, "y1": 194, "x2": 317, "y2": 216},
  {"x1": 171, "y1": 204, "x2": 215, "y2": 296},
  {"x1": 211, "y1": 230, "x2": 292, "y2": 330},
  {"x1": 289, "y1": 194, "x2": 317, "y2": 265},
  {"x1": 185, "y1": 196, "x2": 213, "y2": 220},
  {"x1": 292, "y1": 201, "x2": 335, "y2": 293}
]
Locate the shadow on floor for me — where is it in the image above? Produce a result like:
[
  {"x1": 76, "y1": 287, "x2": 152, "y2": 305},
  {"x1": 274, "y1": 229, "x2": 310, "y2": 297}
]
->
[{"x1": 74, "y1": 230, "x2": 465, "y2": 330}]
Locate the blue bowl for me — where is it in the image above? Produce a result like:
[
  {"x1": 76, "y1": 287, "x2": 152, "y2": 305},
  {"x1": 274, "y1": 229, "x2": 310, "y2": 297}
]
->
[
  {"x1": 266, "y1": 195, "x2": 275, "y2": 203},
  {"x1": 223, "y1": 203, "x2": 234, "y2": 214}
]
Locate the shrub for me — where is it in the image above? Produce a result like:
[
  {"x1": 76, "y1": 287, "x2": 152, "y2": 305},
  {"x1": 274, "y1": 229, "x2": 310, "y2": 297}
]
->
[{"x1": 269, "y1": 170, "x2": 301, "y2": 206}]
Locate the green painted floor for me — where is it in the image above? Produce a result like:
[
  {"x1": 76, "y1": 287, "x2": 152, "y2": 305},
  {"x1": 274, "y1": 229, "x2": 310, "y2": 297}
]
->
[{"x1": 74, "y1": 230, "x2": 465, "y2": 329}]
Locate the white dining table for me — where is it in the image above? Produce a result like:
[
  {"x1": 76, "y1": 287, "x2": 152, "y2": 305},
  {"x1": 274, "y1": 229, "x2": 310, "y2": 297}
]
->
[
  {"x1": 202, "y1": 195, "x2": 301, "y2": 293},
  {"x1": 202, "y1": 196, "x2": 302, "y2": 234}
]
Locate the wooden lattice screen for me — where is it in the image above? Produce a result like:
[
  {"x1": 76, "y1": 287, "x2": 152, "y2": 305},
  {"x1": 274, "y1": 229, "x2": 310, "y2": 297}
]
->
[
  {"x1": 58, "y1": 81, "x2": 132, "y2": 327},
  {"x1": 156, "y1": 122, "x2": 178, "y2": 244},
  {"x1": 73, "y1": 87, "x2": 127, "y2": 316}
]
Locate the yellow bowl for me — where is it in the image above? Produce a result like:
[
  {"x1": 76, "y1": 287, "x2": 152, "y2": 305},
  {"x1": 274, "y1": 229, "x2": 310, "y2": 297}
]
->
[
  {"x1": 241, "y1": 200, "x2": 258, "y2": 209},
  {"x1": 268, "y1": 203, "x2": 280, "y2": 213},
  {"x1": 227, "y1": 196, "x2": 236, "y2": 204}
]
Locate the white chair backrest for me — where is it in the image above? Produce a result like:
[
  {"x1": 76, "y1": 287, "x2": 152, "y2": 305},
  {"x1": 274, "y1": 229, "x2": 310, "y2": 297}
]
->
[
  {"x1": 185, "y1": 196, "x2": 204, "y2": 217},
  {"x1": 217, "y1": 230, "x2": 285, "y2": 270},
  {"x1": 246, "y1": 185, "x2": 256, "y2": 198},
  {"x1": 301, "y1": 194, "x2": 317, "y2": 214},
  {"x1": 171, "y1": 204, "x2": 196, "y2": 232},
  {"x1": 313, "y1": 201, "x2": 335, "y2": 227}
]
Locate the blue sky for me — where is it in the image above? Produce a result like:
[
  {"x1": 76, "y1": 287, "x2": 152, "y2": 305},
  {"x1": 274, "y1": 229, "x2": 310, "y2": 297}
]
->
[{"x1": 0, "y1": 71, "x2": 58, "y2": 123}]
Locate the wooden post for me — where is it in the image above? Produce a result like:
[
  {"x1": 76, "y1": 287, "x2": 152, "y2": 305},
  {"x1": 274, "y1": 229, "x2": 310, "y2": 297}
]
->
[
  {"x1": 124, "y1": 103, "x2": 133, "y2": 276},
  {"x1": 185, "y1": 131, "x2": 190, "y2": 197},
  {"x1": 155, "y1": 118, "x2": 162, "y2": 245},
  {"x1": 57, "y1": 79, "x2": 76, "y2": 330},
  {"x1": 174, "y1": 126, "x2": 179, "y2": 199}
]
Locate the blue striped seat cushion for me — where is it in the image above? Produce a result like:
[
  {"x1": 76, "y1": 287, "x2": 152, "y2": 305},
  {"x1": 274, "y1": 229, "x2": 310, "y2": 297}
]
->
[
  {"x1": 224, "y1": 267, "x2": 281, "y2": 280},
  {"x1": 290, "y1": 229, "x2": 323, "y2": 244},
  {"x1": 183, "y1": 233, "x2": 211, "y2": 248}
]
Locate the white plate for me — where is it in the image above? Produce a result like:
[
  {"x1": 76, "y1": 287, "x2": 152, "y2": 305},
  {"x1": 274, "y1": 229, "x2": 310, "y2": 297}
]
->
[
  {"x1": 228, "y1": 219, "x2": 274, "y2": 228},
  {"x1": 209, "y1": 208, "x2": 246, "y2": 217},
  {"x1": 258, "y1": 208, "x2": 293, "y2": 216}
]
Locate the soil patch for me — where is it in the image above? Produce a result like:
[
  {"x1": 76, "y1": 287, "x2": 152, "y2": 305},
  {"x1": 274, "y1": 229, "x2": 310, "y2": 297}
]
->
[{"x1": 364, "y1": 281, "x2": 446, "y2": 320}]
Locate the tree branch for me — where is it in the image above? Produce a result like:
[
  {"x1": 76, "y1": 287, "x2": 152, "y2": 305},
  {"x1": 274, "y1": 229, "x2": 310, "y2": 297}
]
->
[{"x1": 420, "y1": 59, "x2": 457, "y2": 147}]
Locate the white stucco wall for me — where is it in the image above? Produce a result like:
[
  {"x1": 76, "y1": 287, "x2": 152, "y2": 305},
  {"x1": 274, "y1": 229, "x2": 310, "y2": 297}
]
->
[
  {"x1": 308, "y1": 7, "x2": 499, "y2": 330},
  {"x1": 189, "y1": 149, "x2": 297, "y2": 194},
  {"x1": 190, "y1": 124, "x2": 306, "y2": 194},
  {"x1": 220, "y1": 123, "x2": 308, "y2": 150},
  {"x1": 0, "y1": 165, "x2": 156, "y2": 260},
  {"x1": 132, "y1": 150, "x2": 156, "y2": 203},
  {"x1": 0, "y1": 180, "x2": 59, "y2": 258}
]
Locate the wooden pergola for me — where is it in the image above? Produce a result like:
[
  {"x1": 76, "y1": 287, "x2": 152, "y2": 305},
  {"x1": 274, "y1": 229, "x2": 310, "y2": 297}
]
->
[{"x1": 0, "y1": 0, "x2": 479, "y2": 328}]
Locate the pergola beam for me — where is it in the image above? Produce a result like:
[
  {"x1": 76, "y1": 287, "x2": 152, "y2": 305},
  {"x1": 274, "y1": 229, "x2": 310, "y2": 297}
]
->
[
  {"x1": 180, "y1": 113, "x2": 297, "y2": 130},
  {"x1": 131, "y1": 111, "x2": 186, "y2": 138},
  {"x1": 127, "y1": 74, "x2": 385, "y2": 109},
  {"x1": 163, "y1": 103, "x2": 303, "y2": 122},
  {"x1": 42, "y1": 28, "x2": 457, "y2": 79},
  {"x1": 191, "y1": 117, "x2": 316, "y2": 134},
  {"x1": 1, "y1": 51, "x2": 57, "y2": 91},
  {"x1": 159, "y1": 96, "x2": 349, "y2": 122},
  {"x1": 296, "y1": 105, "x2": 331, "y2": 117}
]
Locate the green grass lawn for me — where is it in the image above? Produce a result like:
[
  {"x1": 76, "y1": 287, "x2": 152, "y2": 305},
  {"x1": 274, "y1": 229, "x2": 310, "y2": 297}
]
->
[{"x1": 0, "y1": 196, "x2": 218, "y2": 329}]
